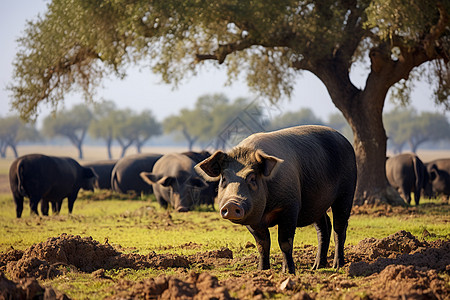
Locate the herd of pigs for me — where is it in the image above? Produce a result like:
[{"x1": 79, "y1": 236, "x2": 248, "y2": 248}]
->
[{"x1": 6, "y1": 125, "x2": 450, "y2": 274}]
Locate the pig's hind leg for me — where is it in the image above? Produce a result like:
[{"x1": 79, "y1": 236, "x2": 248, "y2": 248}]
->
[
  {"x1": 331, "y1": 200, "x2": 352, "y2": 269},
  {"x1": 312, "y1": 213, "x2": 332, "y2": 269}
]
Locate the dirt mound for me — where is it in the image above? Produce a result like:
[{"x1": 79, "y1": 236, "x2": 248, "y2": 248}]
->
[
  {"x1": 352, "y1": 264, "x2": 448, "y2": 299},
  {"x1": 5, "y1": 233, "x2": 190, "y2": 279},
  {"x1": 0, "y1": 272, "x2": 70, "y2": 300},
  {"x1": 106, "y1": 272, "x2": 233, "y2": 300},
  {"x1": 348, "y1": 230, "x2": 450, "y2": 276},
  {"x1": 0, "y1": 249, "x2": 23, "y2": 270}
]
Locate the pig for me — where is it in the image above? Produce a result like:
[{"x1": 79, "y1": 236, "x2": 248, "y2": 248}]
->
[
  {"x1": 82, "y1": 159, "x2": 117, "y2": 190},
  {"x1": 195, "y1": 125, "x2": 357, "y2": 274},
  {"x1": 425, "y1": 159, "x2": 450, "y2": 200},
  {"x1": 182, "y1": 151, "x2": 218, "y2": 208},
  {"x1": 9, "y1": 154, "x2": 97, "y2": 218},
  {"x1": 140, "y1": 153, "x2": 208, "y2": 212},
  {"x1": 386, "y1": 153, "x2": 426, "y2": 205},
  {"x1": 111, "y1": 153, "x2": 162, "y2": 194}
]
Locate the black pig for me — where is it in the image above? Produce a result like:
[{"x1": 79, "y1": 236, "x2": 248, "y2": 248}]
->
[
  {"x1": 195, "y1": 125, "x2": 357, "y2": 274},
  {"x1": 9, "y1": 154, "x2": 97, "y2": 218}
]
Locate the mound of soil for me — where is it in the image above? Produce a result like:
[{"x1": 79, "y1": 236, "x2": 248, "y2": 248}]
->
[
  {"x1": 348, "y1": 230, "x2": 450, "y2": 276},
  {"x1": 106, "y1": 272, "x2": 232, "y2": 300},
  {"x1": 357, "y1": 264, "x2": 448, "y2": 299},
  {"x1": 5, "y1": 233, "x2": 191, "y2": 280},
  {"x1": 0, "y1": 272, "x2": 69, "y2": 300}
]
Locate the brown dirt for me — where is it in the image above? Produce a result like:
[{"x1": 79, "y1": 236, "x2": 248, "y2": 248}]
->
[
  {"x1": 0, "y1": 272, "x2": 69, "y2": 300},
  {"x1": 0, "y1": 231, "x2": 449, "y2": 299}
]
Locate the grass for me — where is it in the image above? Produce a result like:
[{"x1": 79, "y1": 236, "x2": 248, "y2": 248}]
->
[
  {"x1": 1, "y1": 192, "x2": 448, "y2": 255},
  {"x1": 0, "y1": 191, "x2": 449, "y2": 299}
]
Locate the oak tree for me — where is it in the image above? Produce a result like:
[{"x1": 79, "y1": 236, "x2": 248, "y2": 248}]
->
[
  {"x1": 8, "y1": 0, "x2": 450, "y2": 205},
  {"x1": 42, "y1": 104, "x2": 93, "y2": 159}
]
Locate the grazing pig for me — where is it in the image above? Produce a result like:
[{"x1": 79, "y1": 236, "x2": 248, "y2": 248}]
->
[
  {"x1": 111, "y1": 153, "x2": 162, "y2": 194},
  {"x1": 386, "y1": 153, "x2": 426, "y2": 205},
  {"x1": 182, "y1": 151, "x2": 218, "y2": 208},
  {"x1": 140, "y1": 153, "x2": 208, "y2": 212},
  {"x1": 9, "y1": 154, "x2": 97, "y2": 218},
  {"x1": 82, "y1": 160, "x2": 117, "y2": 190},
  {"x1": 195, "y1": 125, "x2": 357, "y2": 274},
  {"x1": 426, "y1": 159, "x2": 450, "y2": 200}
]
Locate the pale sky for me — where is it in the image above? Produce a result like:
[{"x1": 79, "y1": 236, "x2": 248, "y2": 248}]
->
[{"x1": 1, "y1": 0, "x2": 447, "y2": 127}]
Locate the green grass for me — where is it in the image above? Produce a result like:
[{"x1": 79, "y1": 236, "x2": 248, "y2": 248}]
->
[
  {"x1": 1, "y1": 194, "x2": 449, "y2": 255},
  {"x1": 1, "y1": 191, "x2": 449, "y2": 299}
]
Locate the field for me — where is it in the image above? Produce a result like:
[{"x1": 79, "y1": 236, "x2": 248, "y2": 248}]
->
[{"x1": 0, "y1": 146, "x2": 449, "y2": 299}]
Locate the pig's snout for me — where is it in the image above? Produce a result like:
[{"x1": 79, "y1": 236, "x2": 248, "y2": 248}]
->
[{"x1": 220, "y1": 202, "x2": 244, "y2": 220}]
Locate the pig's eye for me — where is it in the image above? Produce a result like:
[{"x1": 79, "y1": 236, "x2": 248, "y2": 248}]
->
[
  {"x1": 247, "y1": 173, "x2": 257, "y2": 190},
  {"x1": 220, "y1": 175, "x2": 228, "y2": 187}
]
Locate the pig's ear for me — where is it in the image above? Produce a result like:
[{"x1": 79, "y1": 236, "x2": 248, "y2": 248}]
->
[
  {"x1": 255, "y1": 150, "x2": 283, "y2": 179},
  {"x1": 188, "y1": 177, "x2": 208, "y2": 189},
  {"x1": 429, "y1": 164, "x2": 438, "y2": 181},
  {"x1": 140, "y1": 172, "x2": 162, "y2": 185},
  {"x1": 195, "y1": 150, "x2": 227, "y2": 180}
]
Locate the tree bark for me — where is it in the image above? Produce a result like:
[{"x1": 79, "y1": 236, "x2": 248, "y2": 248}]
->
[
  {"x1": 106, "y1": 138, "x2": 113, "y2": 159},
  {"x1": 347, "y1": 93, "x2": 404, "y2": 205},
  {"x1": 311, "y1": 58, "x2": 405, "y2": 206}
]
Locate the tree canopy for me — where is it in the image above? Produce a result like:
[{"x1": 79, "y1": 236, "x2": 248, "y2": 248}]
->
[{"x1": 8, "y1": 0, "x2": 450, "y2": 205}]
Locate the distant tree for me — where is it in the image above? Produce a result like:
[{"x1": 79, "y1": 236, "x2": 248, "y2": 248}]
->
[
  {"x1": 408, "y1": 112, "x2": 450, "y2": 153},
  {"x1": 114, "y1": 109, "x2": 161, "y2": 157},
  {"x1": 89, "y1": 101, "x2": 120, "y2": 159},
  {"x1": 132, "y1": 110, "x2": 162, "y2": 153},
  {"x1": 42, "y1": 105, "x2": 93, "y2": 159},
  {"x1": 164, "y1": 94, "x2": 264, "y2": 150},
  {"x1": 164, "y1": 108, "x2": 210, "y2": 150},
  {"x1": 384, "y1": 108, "x2": 450, "y2": 153},
  {"x1": 206, "y1": 97, "x2": 260, "y2": 148},
  {"x1": 384, "y1": 108, "x2": 416, "y2": 153},
  {"x1": 268, "y1": 108, "x2": 324, "y2": 131},
  {"x1": 0, "y1": 116, "x2": 39, "y2": 158}
]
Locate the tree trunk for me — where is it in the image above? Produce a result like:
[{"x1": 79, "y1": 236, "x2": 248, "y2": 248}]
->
[
  {"x1": 77, "y1": 144, "x2": 83, "y2": 159},
  {"x1": 313, "y1": 60, "x2": 405, "y2": 206},
  {"x1": 347, "y1": 94, "x2": 404, "y2": 205},
  {"x1": 136, "y1": 142, "x2": 142, "y2": 153},
  {"x1": 107, "y1": 138, "x2": 113, "y2": 159},
  {"x1": 9, "y1": 144, "x2": 18, "y2": 158}
]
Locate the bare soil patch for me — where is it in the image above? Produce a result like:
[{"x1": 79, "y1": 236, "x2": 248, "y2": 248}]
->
[{"x1": 1, "y1": 231, "x2": 449, "y2": 299}]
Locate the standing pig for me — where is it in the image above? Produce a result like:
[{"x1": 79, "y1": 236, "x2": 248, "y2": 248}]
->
[
  {"x1": 195, "y1": 125, "x2": 357, "y2": 274},
  {"x1": 82, "y1": 159, "x2": 117, "y2": 190},
  {"x1": 386, "y1": 153, "x2": 426, "y2": 205},
  {"x1": 9, "y1": 154, "x2": 97, "y2": 218},
  {"x1": 426, "y1": 158, "x2": 450, "y2": 200},
  {"x1": 140, "y1": 153, "x2": 208, "y2": 212},
  {"x1": 111, "y1": 153, "x2": 162, "y2": 194}
]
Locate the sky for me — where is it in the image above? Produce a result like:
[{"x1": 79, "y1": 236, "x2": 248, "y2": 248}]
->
[{"x1": 0, "y1": 0, "x2": 447, "y2": 128}]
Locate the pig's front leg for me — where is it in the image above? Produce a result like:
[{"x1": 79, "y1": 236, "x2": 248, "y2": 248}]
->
[
  {"x1": 247, "y1": 225, "x2": 271, "y2": 270},
  {"x1": 278, "y1": 219, "x2": 297, "y2": 274}
]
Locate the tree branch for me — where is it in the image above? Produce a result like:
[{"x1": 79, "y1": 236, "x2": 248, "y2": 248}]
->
[{"x1": 195, "y1": 38, "x2": 256, "y2": 64}]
